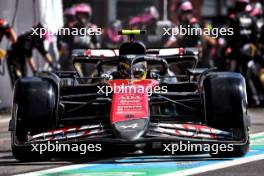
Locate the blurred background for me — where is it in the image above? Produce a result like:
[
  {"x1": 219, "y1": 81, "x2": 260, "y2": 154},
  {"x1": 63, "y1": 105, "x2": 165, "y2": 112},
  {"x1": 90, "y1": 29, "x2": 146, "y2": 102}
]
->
[{"x1": 0, "y1": 0, "x2": 264, "y2": 110}]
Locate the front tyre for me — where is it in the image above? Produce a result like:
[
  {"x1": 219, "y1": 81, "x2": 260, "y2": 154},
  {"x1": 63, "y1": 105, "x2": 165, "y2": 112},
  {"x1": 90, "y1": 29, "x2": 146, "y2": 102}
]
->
[
  {"x1": 10, "y1": 77, "x2": 56, "y2": 161},
  {"x1": 11, "y1": 133, "x2": 52, "y2": 162},
  {"x1": 203, "y1": 72, "x2": 250, "y2": 157},
  {"x1": 210, "y1": 138, "x2": 249, "y2": 157}
]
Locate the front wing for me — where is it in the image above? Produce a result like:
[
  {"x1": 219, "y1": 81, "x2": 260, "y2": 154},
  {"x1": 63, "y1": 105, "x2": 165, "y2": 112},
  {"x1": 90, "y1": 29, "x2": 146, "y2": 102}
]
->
[{"x1": 26, "y1": 122, "x2": 248, "y2": 145}]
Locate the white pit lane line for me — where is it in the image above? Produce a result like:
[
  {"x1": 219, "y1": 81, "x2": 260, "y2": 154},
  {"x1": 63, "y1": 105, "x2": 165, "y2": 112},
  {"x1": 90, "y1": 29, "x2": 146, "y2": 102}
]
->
[
  {"x1": 15, "y1": 164, "x2": 94, "y2": 176},
  {"x1": 162, "y1": 132, "x2": 264, "y2": 176},
  {"x1": 161, "y1": 154, "x2": 264, "y2": 176},
  {"x1": 14, "y1": 132, "x2": 264, "y2": 176}
]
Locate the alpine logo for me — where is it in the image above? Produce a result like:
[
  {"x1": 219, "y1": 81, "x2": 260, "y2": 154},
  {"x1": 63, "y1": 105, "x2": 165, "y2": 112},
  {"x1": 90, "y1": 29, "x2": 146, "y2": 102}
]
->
[{"x1": 120, "y1": 123, "x2": 138, "y2": 129}]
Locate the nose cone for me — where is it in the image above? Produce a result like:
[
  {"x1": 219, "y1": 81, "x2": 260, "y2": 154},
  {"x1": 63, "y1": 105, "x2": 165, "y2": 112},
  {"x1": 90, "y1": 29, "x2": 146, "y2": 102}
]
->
[{"x1": 112, "y1": 119, "x2": 149, "y2": 141}]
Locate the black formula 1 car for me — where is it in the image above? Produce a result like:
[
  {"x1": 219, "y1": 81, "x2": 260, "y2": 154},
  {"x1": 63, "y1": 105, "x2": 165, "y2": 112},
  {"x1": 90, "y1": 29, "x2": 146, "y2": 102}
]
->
[{"x1": 9, "y1": 30, "x2": 250, "y2": 161}]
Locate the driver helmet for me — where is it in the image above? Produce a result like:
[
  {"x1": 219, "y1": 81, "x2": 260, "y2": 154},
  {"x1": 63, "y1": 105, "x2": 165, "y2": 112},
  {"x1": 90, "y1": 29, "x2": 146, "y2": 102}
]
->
[
  {"x1": 133, "y1": 62, "x2": 147, "y2": 79},
  {"x1": 118, "y1": 42, "x2": 147, "y2": 79},
  {"x1": 117, "y1": 60, "x2": 130, "y2": 79},
  {"x1": 117, "y1": 61, "x2": 147, "y2": 79}
]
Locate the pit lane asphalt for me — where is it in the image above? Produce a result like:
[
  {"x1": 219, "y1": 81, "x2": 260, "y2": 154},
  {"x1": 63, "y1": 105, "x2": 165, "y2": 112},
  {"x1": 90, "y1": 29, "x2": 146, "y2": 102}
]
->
[{"x1": 0, "y1": 109, "x2": 263, "y2": 176}]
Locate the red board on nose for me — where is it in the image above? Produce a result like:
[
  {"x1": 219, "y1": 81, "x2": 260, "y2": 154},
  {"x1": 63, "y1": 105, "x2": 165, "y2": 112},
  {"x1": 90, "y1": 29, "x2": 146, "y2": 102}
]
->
[{"x1": 108, "y1": 79, "x2": 158, "y2": 140}]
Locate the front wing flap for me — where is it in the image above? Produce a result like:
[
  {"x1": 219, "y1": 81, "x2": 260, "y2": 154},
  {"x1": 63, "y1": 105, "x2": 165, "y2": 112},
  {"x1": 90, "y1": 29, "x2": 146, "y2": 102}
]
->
[{"x1": 27, "y1": 123, "x2": 243, "y2": 145}]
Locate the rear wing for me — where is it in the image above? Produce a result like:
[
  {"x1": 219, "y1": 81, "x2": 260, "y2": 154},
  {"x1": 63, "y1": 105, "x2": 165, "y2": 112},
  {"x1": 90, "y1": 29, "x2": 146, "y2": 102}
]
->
[
  {"x1": 72, "y1": 48, "x2": 198, "y2": 58},
  {"x1": 72, "y1": 48, "x2": 199, "y2": 67}
]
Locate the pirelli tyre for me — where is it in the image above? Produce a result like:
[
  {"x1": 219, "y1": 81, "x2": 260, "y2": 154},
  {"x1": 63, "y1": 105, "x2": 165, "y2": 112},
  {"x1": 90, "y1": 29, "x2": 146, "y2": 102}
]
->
[
  {"x1": 11, "y1": 77, "x2": 57, "y2": 161},
  {"x1": 203, "y1": 72, "x2": 250, "y2": 157}
]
